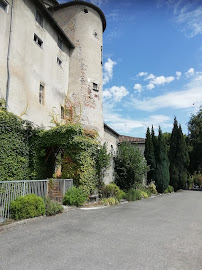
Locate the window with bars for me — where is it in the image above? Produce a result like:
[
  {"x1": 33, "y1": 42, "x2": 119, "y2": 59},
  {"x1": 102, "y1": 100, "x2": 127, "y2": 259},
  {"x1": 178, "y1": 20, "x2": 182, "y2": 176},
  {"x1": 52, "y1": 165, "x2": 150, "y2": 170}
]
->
[
  {"x1": 39, "y1": 84, "x2": 44, "y2": 104},
  {"x1": 34, "y1": 34, "x2": 43, "y2": 48}
]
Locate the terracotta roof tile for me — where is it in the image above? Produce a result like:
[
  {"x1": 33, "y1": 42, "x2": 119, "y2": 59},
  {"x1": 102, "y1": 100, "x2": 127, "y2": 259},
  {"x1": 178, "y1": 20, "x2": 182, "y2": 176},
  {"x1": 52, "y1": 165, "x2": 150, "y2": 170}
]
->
[{"x1": 119, "y1": 135, "x2": 145, "y2": 143}]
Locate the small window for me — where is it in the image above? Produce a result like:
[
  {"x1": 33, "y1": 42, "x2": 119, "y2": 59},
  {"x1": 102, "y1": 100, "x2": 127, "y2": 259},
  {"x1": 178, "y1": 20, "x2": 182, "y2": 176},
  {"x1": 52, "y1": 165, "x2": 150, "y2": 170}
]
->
[
  {"x1": 57, "y1": 36, "x2": 63, "y2": 50},
  {"x1": 61, "y1": 106, "x2": 64, "y2": 119},
  {"x1": 101, "y1": 46, "x2": 103, "y2": 65},
  {"x1": 93, "y1": 83, "x2": 98, "y2": 91},
  {"x1": 36, "y1": 10, "x2": 43, "y2": 27},
  {"x1": 84, "y1": 8, "x2": 88, "y2": 13},
  {"x1": 34, "y1": 34, "x2": 43, "y2": 48},
  {"x1": 39, "y1": 84, "x2": 44, "y2": 104},
  {"x1": 0, "y1": 0, "x2": 9, "y2": 12},
  {"x1": 57, "y1": 57, "x2": 62, "y2": 66}
]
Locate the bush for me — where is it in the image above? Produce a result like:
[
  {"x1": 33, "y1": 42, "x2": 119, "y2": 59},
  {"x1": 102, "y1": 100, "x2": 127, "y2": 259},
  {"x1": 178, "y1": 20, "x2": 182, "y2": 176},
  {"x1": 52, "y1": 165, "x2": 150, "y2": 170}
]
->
[
  {"x1": 126, "y1": 188, "x2": 142, "y2": 201},
  {"x1": 148, "y1": 182, "x2": 158, "y2": 194},
  {"x1": 101, "y1": 183, "x2": 126, "y2": 200},
  {"x1": 63, "y1": 186, "x2": 87, "y2": 206},
  {"x1": 164, "y1": 185, "x2": 174, "y2": 194},
  {"x1": 140, "y1": 191, "x2": 149, "y2": 199},
  {"x1": 100, "y1": 197, "x2": 119, "y2": 206},
  {"x1": 10, "y1": 194, "x2": 45, "y2": 220},
  {"x1": 43, "y1": 197, "x2": 63, "y2": 216}
]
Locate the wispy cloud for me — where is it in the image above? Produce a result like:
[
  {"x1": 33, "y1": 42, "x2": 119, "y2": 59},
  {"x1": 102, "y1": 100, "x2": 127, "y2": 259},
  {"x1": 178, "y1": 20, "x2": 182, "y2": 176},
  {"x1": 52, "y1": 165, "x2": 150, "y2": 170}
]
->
[
  {"x1": 185, "y1": 67, "x2": 195, "y2": 77},
  {"x1": 103, "y1": 86, "x2": 129, "y2": 102},
  {"x1": 176, "y1": 71, "x2": 182, "y2": 79},
  {"x1": 103, "y1": 58, "x2": 117, "y2": 85},
  {"x1": 90, "y1": 0, "x2": 108, "y2": 7},
  {"x1": 160, "y1": 0, "x2": 202, "y2": 38}
]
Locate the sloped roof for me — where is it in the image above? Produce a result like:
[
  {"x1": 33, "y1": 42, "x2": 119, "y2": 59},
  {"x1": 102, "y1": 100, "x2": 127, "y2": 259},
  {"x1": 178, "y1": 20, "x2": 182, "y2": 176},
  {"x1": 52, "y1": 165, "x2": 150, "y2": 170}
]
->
[
  {"x1": 119, "y1": 135, "x2": 145, "y2": 144},
  {"x1": 104, "y1": 123, "x2": 119, "y2": 137}
]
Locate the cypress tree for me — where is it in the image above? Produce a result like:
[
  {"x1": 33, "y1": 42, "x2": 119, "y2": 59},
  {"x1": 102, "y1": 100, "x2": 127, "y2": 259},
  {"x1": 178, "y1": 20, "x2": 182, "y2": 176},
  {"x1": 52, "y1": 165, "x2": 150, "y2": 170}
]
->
[
  {"x1": 169, "y1": 117, "x2": 189, "y2": 191},
  {"x1": 144, "y1": 127, "x2": 156, "y2": 183},
  {"x1": 155, "y1": 127, "x2": 170, "y2": 193}
]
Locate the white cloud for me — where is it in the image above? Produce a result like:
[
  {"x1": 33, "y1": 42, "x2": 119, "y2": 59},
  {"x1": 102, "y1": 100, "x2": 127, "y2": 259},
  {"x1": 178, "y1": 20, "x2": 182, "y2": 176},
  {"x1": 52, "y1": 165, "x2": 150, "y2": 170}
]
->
[
  {"x1": 151, "y1": 75, "x2": 175, "y2": 85},
  {"x1": 138, "y1": 72, "x2": 148, "y2": 77},
  {"x1": 176, "y1": 71, "x2": 182, "y2": 79},
  {"x1": 146, "y1": 83, "x2": 155, "y2": 90},
  {"x1": 103, "y1": 58, "x2": 117, "y2": 85},
  {"x1": 103, "y1": 86, "x2": 129, "y2": 102},
  {"x1": 145, "y1": 73, "x2": 155, "y2": 80},
  {"x1": 185, "y1": 67, "x2": 195, "y2": 77},
  {"x1": 134, "y1": 83, "x2": 143, "y2": 92}
]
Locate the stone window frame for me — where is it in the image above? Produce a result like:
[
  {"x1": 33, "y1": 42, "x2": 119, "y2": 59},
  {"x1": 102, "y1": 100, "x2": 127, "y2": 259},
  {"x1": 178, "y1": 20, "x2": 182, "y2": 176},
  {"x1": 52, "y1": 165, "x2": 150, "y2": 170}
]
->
[
  {"x1": 57, "y1": 57, "x2": 62, "y2": 67},
  {"x1": 57, "y1": 36, "x2": 63, "y2": 50},
  {"x1": 93, "y1": 83, "x2": 99, "y2": 92}
]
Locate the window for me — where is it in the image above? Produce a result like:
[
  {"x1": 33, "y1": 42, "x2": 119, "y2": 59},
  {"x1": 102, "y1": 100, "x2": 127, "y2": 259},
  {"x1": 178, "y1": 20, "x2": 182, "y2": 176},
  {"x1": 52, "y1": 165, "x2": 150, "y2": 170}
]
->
[
  {"x1": 39, "y1": 84, "x2": 44, "y2": 104},
  {"x1": 61, "y1": 106, "x2": 64, "y2": 119},
  {"x1": 34, "y1": 34, "x2": 43, "y2": 48},
  {"x1": 36, "y1": 10, "x2": 43, "y2": 27},
  {"x1": 57, "y1": 36, "x2": 63, "y2": 50},
  {"x1": 84, "y1": 8, "x2": 88, "y2": 13},
  {"x1": 0, "y1": 0, "x2": 9, "y2": 12},
  {"x1": 93, "y1": 83, "x2": 98, "y2": 91},
  {"x1": 57, "y1": 57, "x2": 62, "y2": 66},
  {"x1": 101, "y1": 46, "x2": 103, "y2": 65}
]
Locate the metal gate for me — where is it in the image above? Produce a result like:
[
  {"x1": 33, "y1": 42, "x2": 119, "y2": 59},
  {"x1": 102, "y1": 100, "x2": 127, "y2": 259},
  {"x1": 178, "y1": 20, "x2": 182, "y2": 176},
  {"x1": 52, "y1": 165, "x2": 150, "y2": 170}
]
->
[{"x1": 0, "y1": 179, "x2": 73, "y2": 221}]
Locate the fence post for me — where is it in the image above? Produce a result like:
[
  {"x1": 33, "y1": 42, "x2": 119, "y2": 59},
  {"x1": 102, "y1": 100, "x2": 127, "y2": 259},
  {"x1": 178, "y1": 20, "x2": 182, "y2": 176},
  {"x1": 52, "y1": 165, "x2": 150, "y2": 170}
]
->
[{"x1": 22, "y1": 181, "x2": 26, "y2": 197}]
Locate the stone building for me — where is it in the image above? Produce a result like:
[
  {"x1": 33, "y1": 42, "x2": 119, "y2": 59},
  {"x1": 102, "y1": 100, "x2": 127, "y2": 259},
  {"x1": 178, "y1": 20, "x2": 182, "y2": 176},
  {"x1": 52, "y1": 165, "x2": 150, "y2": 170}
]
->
[{"x1": 0, "y1": 0, "x2": 145, "y2": 183}]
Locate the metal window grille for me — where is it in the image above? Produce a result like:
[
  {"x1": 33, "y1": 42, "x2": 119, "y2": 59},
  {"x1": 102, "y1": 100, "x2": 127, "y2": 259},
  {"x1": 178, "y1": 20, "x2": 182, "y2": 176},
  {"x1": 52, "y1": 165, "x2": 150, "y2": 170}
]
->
[{"x1": 34, "y1": 34, "x2": 43, "y2": 48}]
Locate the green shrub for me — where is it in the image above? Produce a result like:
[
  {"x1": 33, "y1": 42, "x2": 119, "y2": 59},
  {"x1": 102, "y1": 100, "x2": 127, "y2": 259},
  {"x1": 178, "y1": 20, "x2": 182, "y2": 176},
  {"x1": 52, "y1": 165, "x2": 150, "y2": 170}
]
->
[
  {"x1": 126, "y1": 188, "x2": 142, "y2": 201},
  {"x1": 148, "y1": 182, "x2": 158, "y2": 194},
  {"x1": 118, "y1": 190, "x2": 126, "y2": 200},
  {"x1": 164, "y1": 185, "x2": 174, "y2": 193},
  {"x1": 101, "y1": 183, "x2": 125, "y2": 200},
  {"x1": 140, "y1": 191, "x2": 149, "y2": 199},
  {"x1": 63, "y1": 186, "x2": 87, "y2": 206},
  {"x1": 100, "y1": 197, "x2": 119, "y2": 206},
  {"x1": 10, "y1": 194, "x2": 45, "y2": 220},
  {"x1": 43, "y1": 197, "x2": 63, "y2": 216}
]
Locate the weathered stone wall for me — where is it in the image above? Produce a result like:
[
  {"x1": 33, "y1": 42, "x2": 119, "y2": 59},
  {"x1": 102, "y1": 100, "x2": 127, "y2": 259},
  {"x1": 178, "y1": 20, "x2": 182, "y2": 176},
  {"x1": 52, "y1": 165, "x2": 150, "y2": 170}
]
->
[
  {"x1": 0, "y1": 0, "x2": 70, "y2": 127},
  {"x1": 53, "y1": 4, "x2": 104, "y2": 139},
  {"x1": 103, "y1": 126, "x2": 119, "y2": 184}
]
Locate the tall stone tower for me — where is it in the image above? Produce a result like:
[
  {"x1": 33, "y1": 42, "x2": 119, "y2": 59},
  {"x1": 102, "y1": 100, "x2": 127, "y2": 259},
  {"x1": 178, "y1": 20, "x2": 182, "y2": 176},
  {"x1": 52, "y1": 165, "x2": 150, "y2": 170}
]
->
[{"x1": 52, "y1": 1, "x2": 106, "y2": 139}]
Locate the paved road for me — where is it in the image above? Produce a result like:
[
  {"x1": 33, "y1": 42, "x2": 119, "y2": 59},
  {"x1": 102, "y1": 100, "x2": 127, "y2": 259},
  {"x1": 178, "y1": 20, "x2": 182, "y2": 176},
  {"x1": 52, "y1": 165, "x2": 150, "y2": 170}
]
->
[{"x1": 1, "y1": 191, "x2": 202, "y2": 270}]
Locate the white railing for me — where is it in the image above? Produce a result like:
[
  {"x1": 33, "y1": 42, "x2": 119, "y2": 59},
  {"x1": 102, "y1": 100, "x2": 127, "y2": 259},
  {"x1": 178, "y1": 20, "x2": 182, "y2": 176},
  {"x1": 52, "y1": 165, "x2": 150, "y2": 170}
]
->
[{"x1": 0, "y1": 179, "x2": 73, "y2": 221}]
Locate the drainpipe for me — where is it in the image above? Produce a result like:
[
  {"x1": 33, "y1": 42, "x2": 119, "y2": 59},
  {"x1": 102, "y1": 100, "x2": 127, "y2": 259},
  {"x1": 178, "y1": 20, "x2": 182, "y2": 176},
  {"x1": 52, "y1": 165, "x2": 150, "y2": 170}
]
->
[{"x1": 6, "y1": 0, "x2": 14, "y2": 110}]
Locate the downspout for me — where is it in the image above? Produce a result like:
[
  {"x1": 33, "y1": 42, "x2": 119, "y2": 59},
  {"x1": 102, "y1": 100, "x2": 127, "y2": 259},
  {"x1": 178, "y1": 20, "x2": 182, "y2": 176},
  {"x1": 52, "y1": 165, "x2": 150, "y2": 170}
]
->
[{"x1": 6, "y1": 0, "x2": 14, "y2": 110}]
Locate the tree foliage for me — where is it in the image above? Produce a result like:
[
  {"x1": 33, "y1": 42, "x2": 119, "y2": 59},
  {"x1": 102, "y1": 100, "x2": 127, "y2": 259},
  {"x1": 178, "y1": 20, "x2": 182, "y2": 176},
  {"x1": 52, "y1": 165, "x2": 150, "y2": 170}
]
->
[
  {"x1": 114, "y1": 142, "x2": 147, "y2": 190},
  {"x1": 155, "y1": 127, "x2": 170, "y2": 193},
  {"x1": 144, "y1": 127, "x2": 156, "y2": 183},
  {"x1": 169, "y1": 117, "x2": 189, "y2": 191},
  {"x1": 188, "y1": 107, "x2": 202, "y2": 173}
]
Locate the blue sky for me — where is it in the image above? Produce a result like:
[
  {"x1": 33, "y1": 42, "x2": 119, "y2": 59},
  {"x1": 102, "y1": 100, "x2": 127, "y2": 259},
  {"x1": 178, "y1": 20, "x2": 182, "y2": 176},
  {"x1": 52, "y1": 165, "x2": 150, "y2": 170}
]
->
[{"x1": 59, "y1": 0, "x2": 202, "y2": 138}]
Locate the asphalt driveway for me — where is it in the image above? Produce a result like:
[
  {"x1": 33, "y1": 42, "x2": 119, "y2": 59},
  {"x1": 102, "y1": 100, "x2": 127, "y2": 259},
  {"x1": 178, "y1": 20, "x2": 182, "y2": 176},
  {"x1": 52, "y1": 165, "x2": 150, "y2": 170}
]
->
[{"x1": 0, "y1": 190, "x2": 202, "y2": 270}]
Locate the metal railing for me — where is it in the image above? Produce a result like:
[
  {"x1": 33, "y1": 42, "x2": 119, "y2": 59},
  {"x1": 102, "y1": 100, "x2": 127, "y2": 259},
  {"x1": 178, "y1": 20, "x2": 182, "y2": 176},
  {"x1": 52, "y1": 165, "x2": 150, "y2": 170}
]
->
[{"x1": 0, "y1": 179, "x2": 73, "y2": 221}]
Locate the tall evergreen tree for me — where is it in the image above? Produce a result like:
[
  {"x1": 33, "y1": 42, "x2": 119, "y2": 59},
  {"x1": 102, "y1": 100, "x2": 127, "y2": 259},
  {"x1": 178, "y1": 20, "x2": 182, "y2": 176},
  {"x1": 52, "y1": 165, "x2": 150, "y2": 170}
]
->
[
  {"x1": 155, "y1": 127, "x2": 170, "y2": 193},
  {"x1": 144, "y1": 127, "x2": 156, "y2": 183},
  {"x1": 169, "y1": 117, "x2": 189, "y2": 191}
]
